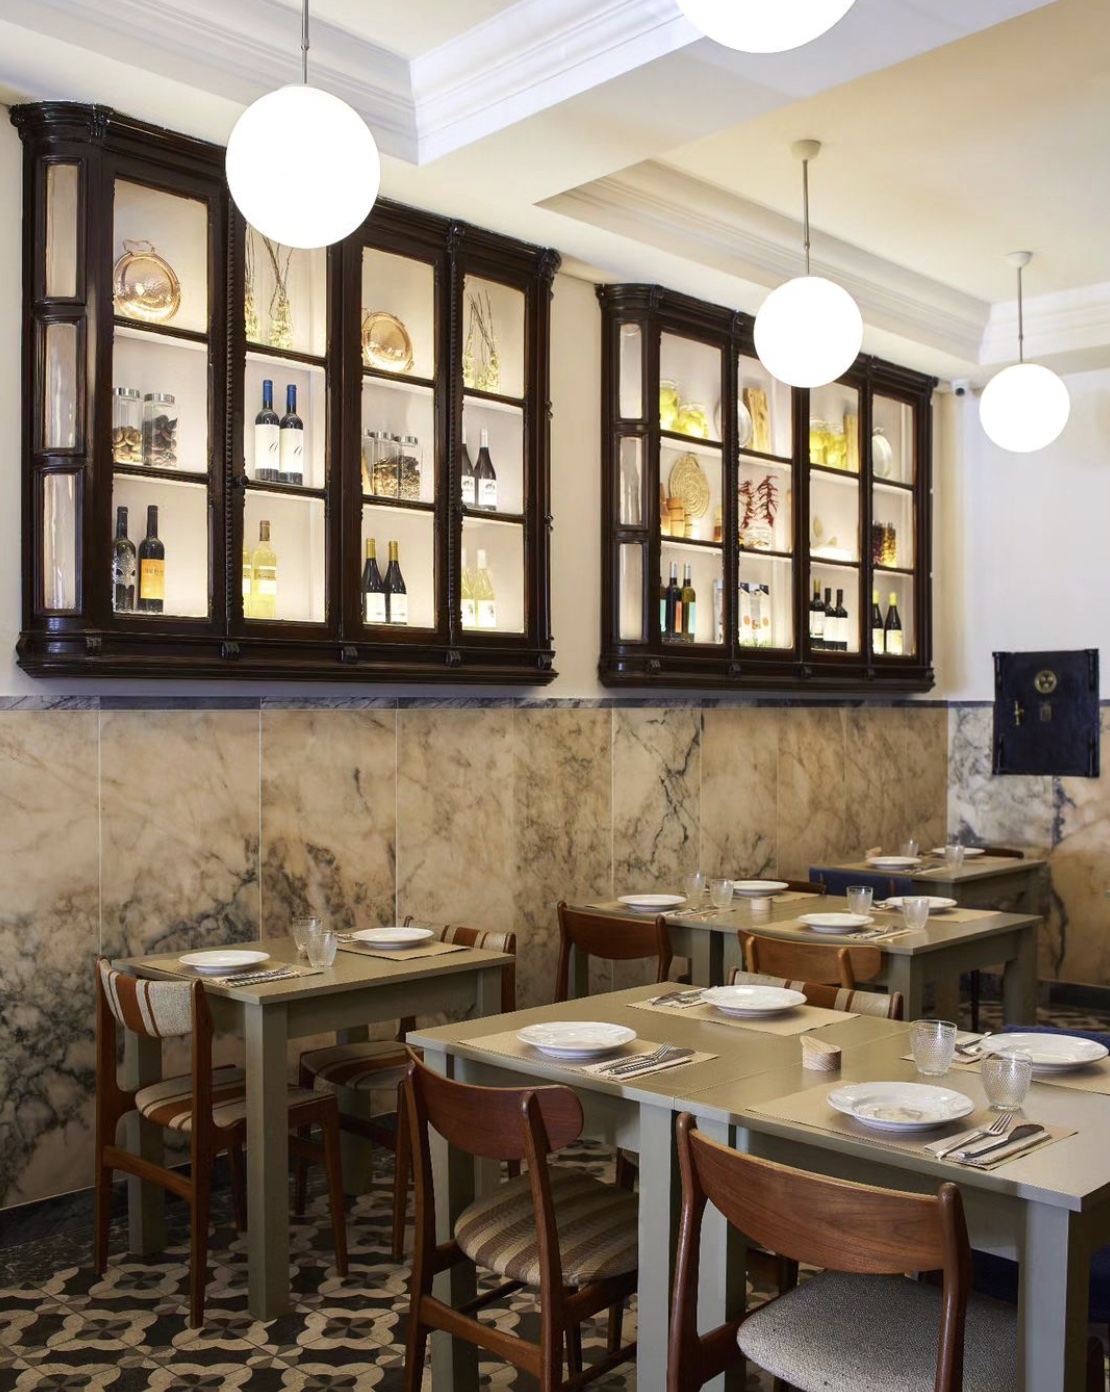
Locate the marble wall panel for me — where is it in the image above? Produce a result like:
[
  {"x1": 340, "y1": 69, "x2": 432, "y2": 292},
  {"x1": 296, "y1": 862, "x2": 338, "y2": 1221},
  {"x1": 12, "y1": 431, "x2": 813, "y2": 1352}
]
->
[
  {"x1": 947, "y1": 705, "x2": 1055, "y2": 851},
  {"x1": 261, "y1": 708, "x2": 397, "y2": 937},
  {"x1": 843, "y1": 706, "x2": 948, "y2": 856},
  {"x1": 512, "y1": 708, "x2": 612, "y2": 1008},
  {"x1": 99, "y1": 709, "x2": 261, "y2": 959},
  {"x1": 0, "y1": 712, "x2": 99, "y2": 1206},
  {"x1": 700, "y1": 708, "x2": 779, "y2": 878},
  {"x1": 775, "y1": 707, "x2": 847, "y2": 879}
]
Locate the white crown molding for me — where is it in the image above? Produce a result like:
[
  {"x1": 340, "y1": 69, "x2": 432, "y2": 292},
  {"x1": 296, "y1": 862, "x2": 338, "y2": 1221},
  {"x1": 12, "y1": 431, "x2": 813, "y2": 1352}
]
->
[
  {"x1": 980, "y1": 281, "x2": 1110, "y2": 367},
  {"x1": 543, "y1": 161, "x2": 990, "y2": 362}
]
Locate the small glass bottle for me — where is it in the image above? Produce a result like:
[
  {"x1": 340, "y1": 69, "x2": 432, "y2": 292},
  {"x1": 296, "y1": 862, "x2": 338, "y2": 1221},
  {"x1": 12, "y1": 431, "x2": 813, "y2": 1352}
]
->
[
  {"x1": 111, "y1": 387, "x2": 142, "y2": 464},
  {"x1": 142, "y1": 393, "x2": 177, "y2": 467}
]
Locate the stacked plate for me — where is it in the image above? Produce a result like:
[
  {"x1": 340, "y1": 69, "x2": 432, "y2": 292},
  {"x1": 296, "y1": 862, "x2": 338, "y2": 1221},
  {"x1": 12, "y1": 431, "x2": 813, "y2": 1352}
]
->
[
  {"x1": 349, "y1": 926, "x2": 433, "y2": 948},
  {"x1": 731, "y1": 880, "x2": 789, "y2": 898},
  {"x1": 930, "y1": 846, "x2": 985, "y2": 857},
  {"x1": 828, "y1": 1081, "x2": 974, "y2": 1132},
  {"x1": 701, "y1": 985, "x2": 806, "y2": 1018},
  {"x1": 179, "y1": 950, "x2": 269, "y2": 973},
  {"x1": 617, "y1": 894, "x2": 685, "y2": 912},
  {"x1": 517, "y1": 1022, "x2": 636, "y2": 1059},
  {"x1": 798, "y1": 912, "x2": 872, "y2": 935},
  {"x1": 978, "y1": 1033, "x2": 1107, "y2": 1072},
  {"x1": 882, "y1": 896, "x2": 957, "y2": 912},
  {"x1": 866, "y1": 855, "x2": 921, "y2": 870}
]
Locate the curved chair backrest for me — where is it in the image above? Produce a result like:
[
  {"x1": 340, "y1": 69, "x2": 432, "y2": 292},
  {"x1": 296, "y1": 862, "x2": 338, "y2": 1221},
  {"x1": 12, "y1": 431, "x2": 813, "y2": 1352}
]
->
[
  {"x1": 809, "y1": 868, "x2": 913, "y2": 899},
  {"x1": 97, "y1": 957, "x2": 197, "y2": 1039},
  {"x1": 555, "y1": 901, "x2": 673, "y2": 1001},
  {"x1": 727, "y1": 967, "x2": 903, "y2": 1020},
  {"x1": 741, "y1": 933, "x2": 884, "y2": 989},
  {"x1": 403, "y1": 917, "x2": 518, "y2": 1015}
]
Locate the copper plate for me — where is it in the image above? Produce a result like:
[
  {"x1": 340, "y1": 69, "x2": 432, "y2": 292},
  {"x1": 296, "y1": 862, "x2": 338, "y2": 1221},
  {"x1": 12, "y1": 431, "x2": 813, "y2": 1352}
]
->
[
  {"x1": 113, "y1": 242, "x2": 181, "y2": 324},
  {"x1": 362, "y1": 310, "x2": 414, "y2": 373}
]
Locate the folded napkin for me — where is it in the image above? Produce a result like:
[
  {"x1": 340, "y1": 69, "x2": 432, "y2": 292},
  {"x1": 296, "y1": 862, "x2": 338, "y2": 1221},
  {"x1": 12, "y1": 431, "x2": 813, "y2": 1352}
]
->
[
  {"x1": 646, "y1": 989, "x2": 705, "y2": 1009},
  {"x1": 923, "y1": 1121, "x2": 1062, "y2": 1169},
  {"x1": 580, "y1": 1048, "x2": 708, "y2": 1081},
  {"x1": 210, "y1": 964, "x2": 323, "y2": 986}
]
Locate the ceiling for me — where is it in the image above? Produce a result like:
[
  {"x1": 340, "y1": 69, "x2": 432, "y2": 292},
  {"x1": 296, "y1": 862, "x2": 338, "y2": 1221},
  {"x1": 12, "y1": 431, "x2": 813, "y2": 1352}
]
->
[{"x1": 0, "y1": 0, "x2": 1105, "y2": 379}]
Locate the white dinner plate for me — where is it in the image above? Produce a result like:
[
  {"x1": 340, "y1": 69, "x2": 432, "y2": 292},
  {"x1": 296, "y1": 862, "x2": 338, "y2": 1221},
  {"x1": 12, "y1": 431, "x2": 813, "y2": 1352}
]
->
[
  {"x1": 798, "y1": 912, "x2": 873, "y2": 934},
  {"x1": 617, "y1": 894, "x2": 686, "y2": 912},
  {"x1": 179, "y1": 949, "x2": 269, "y2": 973},
  {"x1": 930, "y1": 846, "x2": 985, "y2": 857},
  {"x1": 731, "y1": 880, "x2": 790, "y2": 897},
  {"x1": 977, "y1": 1033, "x2": 1108, "y2": 1071},
  {"x1": 516, "y1": 1022, "x2": 637, "y2": 1059},
  {"x1": 701, "y1": 985, "x2": 807, "y2": 1018},
  {"x1": 828, "y1": 1081, "x2": 975, "y2": 1132},
  {"x1": 881, "y1": 896, "x2": 957, "y2": 912},
  {"x1": 866, "y1": 855, "x2": 921, "y2": 870},
  {"x1": 350, "y1": 926, "x2": 433, "y2": 948}
]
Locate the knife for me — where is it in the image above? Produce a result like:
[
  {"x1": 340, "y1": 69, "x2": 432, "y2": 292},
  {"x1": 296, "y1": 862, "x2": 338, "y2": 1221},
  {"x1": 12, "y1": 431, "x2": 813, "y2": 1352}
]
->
[{"x1": 952, "y1": 1123, "x2": 1044, "y2": 1162}]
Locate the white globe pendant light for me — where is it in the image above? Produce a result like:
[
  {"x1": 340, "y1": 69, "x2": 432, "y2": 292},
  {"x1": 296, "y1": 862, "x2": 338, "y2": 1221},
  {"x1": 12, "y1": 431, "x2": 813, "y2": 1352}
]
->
[
  {"x1": 754, "y1": 141, "x2": 863, "y2": 389},
  {"x1": 979, "y1": 252, "x2": 1070, "y2": 453},
  {"x1": 226, "y1": 0, "x2": 380, "y2": 250},
  {"x1": 675, "y1": 0, "x2": 856, "y2": 52}
]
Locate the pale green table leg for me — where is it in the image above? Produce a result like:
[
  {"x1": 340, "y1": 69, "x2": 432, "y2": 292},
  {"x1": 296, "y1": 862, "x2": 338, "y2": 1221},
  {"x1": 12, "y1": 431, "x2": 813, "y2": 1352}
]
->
[
  {"x1": 884, "y1": 954, "x2": 925, "y2": 1021},
  {"x1": 245, "y1": 1000, "x2": 292, "y2": 1320},
  {"x1": 1019, "y1": 1200, "x2": 1091, "y2": 1392},
  {"x1": 634, "y1": 1101, "x2": 680, "y2": 1392},
  {"x1": 1004, "y1": 923, "x2": 1039, "y2": 1025}
]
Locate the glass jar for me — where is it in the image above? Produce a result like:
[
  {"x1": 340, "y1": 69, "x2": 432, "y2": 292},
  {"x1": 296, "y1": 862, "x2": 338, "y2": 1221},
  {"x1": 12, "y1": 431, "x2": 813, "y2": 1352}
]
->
[
  {"x1": 675, "y1": 400, "x2": 709, "y2": 438},
  {"x1": 809, "y1": 420, "x2": 829, "y2": 466},
  {"x1": 362, "y1": 430, "x2": 390, "y2": 496},
  {"x1": 142, "y1": 392, "x2": 177, "y2": 468},
  {"x1": 659, "y1": 378, "x2": 679, "y2": 430},
  {"x1": 112, "y1": 387, "x2": 142, "y2": 464},
  {"x1": 371, "y1": 433, "x2": 402, "y2": 498},
  {"x1": 397, "y1": 434, "x2": 421, "y2": 500}
]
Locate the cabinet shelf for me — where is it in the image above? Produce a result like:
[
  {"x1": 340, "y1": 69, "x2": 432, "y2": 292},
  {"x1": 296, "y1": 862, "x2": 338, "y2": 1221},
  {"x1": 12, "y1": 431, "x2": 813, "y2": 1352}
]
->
[
  {"x1": 740, "y1": 452, "x2": 793, "y2": 471},
  {"x1": 113, "y1": 318, "x2": 207, "y2": 348},
  {"x1": 113, "y1": 464, "x2": 208, "y2": 488},
  {"x1": 810, "y1": 464, "x2": 861, "y2": 487},
  {"x1": 661, "y1": 536, "x2": 723, "y2": 554},
  {"x1": 739, "y1": 545, "x2": 792, "y2": 562},
  {"x1": 462, "y1": 508, "x2": 526, "y2": 527},
  {"x1": 246, "y1": 343, "x2": 327, "y2": 370},
  {"x1": 873, "y1": 477, "x2": 915, "y2": 496},
  {"x1": 363, "y1": 366, "x2": 436, "y2": 392},
  {"x1": 464, "y1": 386, "x2": 525, "y2": 412},
  {"x1": 659, "y1": 430, "x2": 720, "y2": 456},
  {"x1": 361, "y1": 494, "x2": 435, "y2": 514},
  {"x1": 245, "y1": 480, "x2": 327, "y2": 502}
]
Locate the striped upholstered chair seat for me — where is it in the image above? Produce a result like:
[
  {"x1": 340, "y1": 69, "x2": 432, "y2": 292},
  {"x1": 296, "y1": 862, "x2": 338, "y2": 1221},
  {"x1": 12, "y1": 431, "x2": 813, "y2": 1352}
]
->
[
  {"x1": 135, "y1": 1066, "x2": 319, "y2": 1132},
  {"x1": 727, "y1": 968, "x2": 903, "y2": 1020}
]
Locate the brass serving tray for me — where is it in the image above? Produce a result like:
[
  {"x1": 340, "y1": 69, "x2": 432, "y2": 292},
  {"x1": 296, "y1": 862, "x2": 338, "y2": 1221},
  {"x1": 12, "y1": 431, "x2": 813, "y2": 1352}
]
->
[{"x1": 362, "y1": 310, "x2": 414, "y2": 373}]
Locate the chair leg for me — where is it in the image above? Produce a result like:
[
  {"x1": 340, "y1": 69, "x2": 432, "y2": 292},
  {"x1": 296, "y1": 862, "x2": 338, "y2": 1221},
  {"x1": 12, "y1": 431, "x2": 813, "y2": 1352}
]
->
[
  {"x1": 319, "y1": 1115, "x2": 349, "y2": 1278},
  {"x1": 404, "y1": 1311, "x2": 429, "y2": 1392},
  {"x1": 391, "y1": 1083, "x2": 410, "y2": 1263},
  {"x1": 566, "y1": 1322, "x2": 583, "y2": 1376},
  {"x1": 189, "y1": 1165, "x2": 211, "y2": 1328},
  {"x1": 292, "y1": 1126, "x2": 312, "y2": 1217},
  {"x1": 93, "y1": 1161, "x2": 113, "y2": 1274},
  {"x1": 969, "y1": 969, "x2": 981, "y2": 1033},
  {"x1": 227, "y1": 1144, "x2": 248, "y2": 1233},
  {"x1": 606, "y1": 1298, "x2": 625, "y2": 1353}
]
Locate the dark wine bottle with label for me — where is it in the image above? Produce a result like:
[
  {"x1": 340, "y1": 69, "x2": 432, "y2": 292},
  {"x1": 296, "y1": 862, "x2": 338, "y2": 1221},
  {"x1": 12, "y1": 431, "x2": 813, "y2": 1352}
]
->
[
  {"x1": 681, "y1": 562, "x2": 697, "y2": 643},
  {"x1": 137, "y1": 504, "x2": 165, "y2": 614},
  {"x1": 663, "y1": 561, "x2": 680, "y2": 640},
  {"x1": 809, "y1": 578, "x2": 825, "y2": 649},
  {"x1": 834, "y1": 588, "x2": 848, "y2": 652},
  {"x1": 111, "y1": 505, "x2": 136, "y2": 613},
  {"x1": 362, "y1": 538, "x2": 386, "y2": 624},
  {"x1": 384, "y1": 540, "x2": 407, "y2": 625},
  {"x1": 884, "y1": 591, "x2": 904, "y2": 655},
  {"x1": 278, "y1": 383, "x2": 303, "y2": 486},
  {"x1": 871, "y1": 587, "x2": 885, "y2": 656},
  {"x1": 460, "y1": 439, "x2": 476, "y2": 508},
  {"x1": 823, "y1": 586, "x2": 835, "y2": 650},
  {"x1": 475, "y1": 429, "x2": 497, "y2": 511},
  {"x1": 254, "y1": 379, "x2": 280, "y2": 483}
]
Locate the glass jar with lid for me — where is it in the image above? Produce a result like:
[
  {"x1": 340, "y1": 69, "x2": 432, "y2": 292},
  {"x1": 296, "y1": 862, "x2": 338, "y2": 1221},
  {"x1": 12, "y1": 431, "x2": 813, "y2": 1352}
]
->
[
  {"x1": 361, "y1": 430, "x2": 391, "y2": 496},
  {"x1": 142, "y1": 392, "x2": 177, "y2": 467},
  {"x1": 112, "y1": 387, "x2": 142, "y2": 464},
  {"x1": 397, "y1": 434, "x2": 421, "y2": 500}
]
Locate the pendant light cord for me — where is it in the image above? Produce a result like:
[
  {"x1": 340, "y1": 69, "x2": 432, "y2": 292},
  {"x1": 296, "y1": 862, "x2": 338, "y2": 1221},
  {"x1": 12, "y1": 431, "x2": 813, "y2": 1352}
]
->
[
  {"x1": 801, "y1": 156, "x2": 812, "y2": 275},
  {"x1": 1016, "y1": 261, "x2": 1025, "y2": 364},
  {"x1": 301, "y1": 0, "x2": 310, "y2": 84}
]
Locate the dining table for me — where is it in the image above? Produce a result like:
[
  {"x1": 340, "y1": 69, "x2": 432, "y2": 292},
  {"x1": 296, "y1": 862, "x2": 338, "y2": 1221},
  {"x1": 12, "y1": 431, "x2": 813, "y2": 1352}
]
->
[
  {"x1": 411, "y1": 984, "x2": 1110, "y2": 1392},
  {"x1": 119, "y1": 934, "x2": 513, "y2": 1319},
  {"x1": 572, "y1": 892, "x2": 1040, "y2": 1023},
  {"x1": 810, "y1": 851, "x2": 1047, "y2": 915}
]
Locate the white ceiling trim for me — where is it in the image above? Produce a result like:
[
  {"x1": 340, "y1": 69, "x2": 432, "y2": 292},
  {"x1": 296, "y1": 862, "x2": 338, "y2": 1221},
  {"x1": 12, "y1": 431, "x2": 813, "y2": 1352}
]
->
[
  {"x1": 543, "y1": 162, "x2": 990, "y2": 363},
  {"x1": 979, "y1": 280, "x2": 1110, "y2": 368}
]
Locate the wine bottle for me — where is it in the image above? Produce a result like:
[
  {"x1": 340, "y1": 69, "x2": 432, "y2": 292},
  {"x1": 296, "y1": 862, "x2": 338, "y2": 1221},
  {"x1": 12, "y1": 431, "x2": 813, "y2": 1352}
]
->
[
  {"x1": 834, "y1": 588, "x2": 848, "y2": 652},
  {"x1": 136, "y1": 504, "x2": 165, "y2": 614},
  {"x1": 250, "y1": 519, "x2": 277, "y2": 620},
  {"x1": 111, "y1": 505, "x2": 136, "y2": 613},
  {"x1": 808, "y1": 578, "x2": 825, "y2": 650},
  {"x1": 475, "y1": 429, "x2": 497, "y2": 511},
  {"x1": 681, "y1": 562, "x2": 697, "y2": 643},
  {"x1": 460, "y1": 440, "x2": 476, "y2": 509},
  {"x1": 242, "y1": 538, "x2": 253, "y2": 619},
  {"x1": 278, "y1": 383, "x2": 303, "y2": 486},
  {"x1": 663, "y1": 561, "x2": 680, "y2": 640},
  {"x1": 871, "y1": 588, "x2": 885, "y2": 656},
  {"x1": 362, "y1": 538, "x2": 386, "y2": 625},
  {"x1": 712, "y1": 578, "x2": 724, "y2": 645},
  {"x1": 384, "y1": 540, "x2": 407, "y2": 625},
  {"x1": 460, "y1": 545, "x2": 477, "y2": 630},
  {"x1": 884, "y1": 591, "x2": 904, "y2": 655},
  {"x1": 474, "y1": 549, "x2": 497, "y2": 629},
  {"x1": 254, "y1": 379, "x2": 280, "y2": 483},
  {"x1": 659, "y1": 571, "x2": 668, "y2": 636},
  {"x1": 823, "y1": 586, "x2": 835, "y2": 650}
]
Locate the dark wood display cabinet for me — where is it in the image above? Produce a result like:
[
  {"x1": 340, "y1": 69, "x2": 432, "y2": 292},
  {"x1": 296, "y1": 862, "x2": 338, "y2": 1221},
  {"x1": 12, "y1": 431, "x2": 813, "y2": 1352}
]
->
[
  {"x1": 597, "y1": 284, "x2": 936, "y2": 692},
  {"x1": 13, "y1": 102, "x2": 558, "y2": 683}
]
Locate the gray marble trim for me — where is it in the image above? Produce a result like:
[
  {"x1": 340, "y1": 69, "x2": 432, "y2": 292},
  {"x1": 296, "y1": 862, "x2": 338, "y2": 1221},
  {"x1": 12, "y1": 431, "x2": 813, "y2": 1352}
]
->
[{"x1": 0, "y1": 696, "x2": 100, "y2": 709}]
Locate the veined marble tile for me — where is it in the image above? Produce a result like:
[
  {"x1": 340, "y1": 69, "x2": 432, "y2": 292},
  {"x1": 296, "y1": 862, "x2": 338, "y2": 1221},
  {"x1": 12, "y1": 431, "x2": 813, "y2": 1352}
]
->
[
  {"x1": 261, "y1": 708, "x2": 396, "y2": 937},
  {"x1": 99, "y1": 709, "x2": 261, "y2": 960},
  {"x1": 895, "y1": 705, "x2": 949, "y2": 852},
  {"x1": 844, "y1": 706, "x2": 948, "y2": 856},
  {"x1": 947, "y1": 705, "x2": 1054, "y2": 851},
  {"x1": 0, "y1": 711, "x2": 99, "y2": 1206},
  {"x1": 701, "y1": 708, "x2": 779, "y2": 879},
  {"x1": 776, "y1": 707, "x2": 846, "y2": 879},
  {"x1": 512, "y1": 708, "x2": 612, "y2": 1008},
  {"x1": 1046, "y1": 708, "x2": 1110, "y2": 984}
]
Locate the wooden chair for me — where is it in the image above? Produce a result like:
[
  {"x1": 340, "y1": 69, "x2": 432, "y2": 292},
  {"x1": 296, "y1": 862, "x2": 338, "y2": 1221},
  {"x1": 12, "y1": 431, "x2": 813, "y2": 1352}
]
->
[
  {"x1": 740, "y1": 931, "x2": 883, "y2": 990},
  {"x1": 810, "y1": 866, "x2": 909, "y2": 899},
  {"x1": 764, "y1": 877, "x2": 827, "y2": 895},
  {"x1": 978, "y1": 845, "x2": 1025, "y2": 859},
  {"x1": 94, "y1": 957, "x2": 347, "y2": 1327},
  {"x1": 555, "y1": 901, "x2": 672, "y2": 1001},
  {"x1": 403, "y1": 1051, "x2": 638, "y2": 1391},
  {"x1": 727, "y1": 966, "x2": 904, "y2": 1020},
  {"x1": 668, "y1": 1111, "x2": 1026, "y2": 1392},
  {"x1": 296, "y1": 920, "x2": 516, "y2": 1260}
]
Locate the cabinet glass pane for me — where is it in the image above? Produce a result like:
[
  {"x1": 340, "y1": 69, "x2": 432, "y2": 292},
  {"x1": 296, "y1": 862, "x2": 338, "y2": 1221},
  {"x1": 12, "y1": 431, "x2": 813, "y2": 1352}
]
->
[
  {"x1": 463, "y1": 276, "x2": 524, "y2": 399},
  {"x1": 243, "y1": 356, "x2": 324, "y2": 488},
  {"x1": 809, "y1": 382, "x2": 861, "y2": 474},
  {"x1": 738, "y1": 352, "x2": 791, "y2": 456},
  {"x1": 875, "y1": 576, "x2": 915, "y2": 659},
  {"x1": 361, "y1": 379, "x2": 433, "y2": 502},
  {"x1": 659, "y1": 334, "x2": 721, "y2": 443},
  {"x1": 618, "y1": 543, "x2": 644, "y2": 641},
  {"x1": 810, "y1": 472, "x2": 859, "y2": 563},
  {"x1": 45, "y1": 163, "x2": 79, "y2": 299},
  {"x1": 810, "y1": 563, "x2": 860, "y2": 655},
  {"x1": 872, "y1": 483, "x2": 915, "y2": 573},
  {"x1": 243, "y1": 492, "x2": 323, "y2": 624},
  {"x1": 363, "y1": 249, "x2": 435, "y2": 380},
  {"x1": 661, "y1": 440, "x2": 720, "y2": 544},
  {"x1": 618, "y1": 437, "x2": 643, "y2": 526},
  {"x1": 660, "y1": 541, "x2": 723, "y2": 646},
  {"x1": 739, "y1": 457, "x2": 792, "y2": 554},
  {"x1": 41, "y1": 320, "x2": 78, "y2": 450},
  {"x1": 363, "y1": 505, "x2": 434, "y2": 631},
  {"x1": 246, "y1": 231, "x2": 326, "y2": 357},
  {"x1": 618, "y1": 323, "x2": 642, "y2": 419},
  {"x1": 462, "y1": 401, "x2": 523, "y2": 514},
  {"x1": 114, "y1": 329, "x2": 208, "y2": 475},
  {"x1": 462, "y1": 517, "x2": 523, "y2": 634},
  {"x1": 113, "y1": 476, "x2": 209, "y2": 619},
  {"x1": 114, "y1": 180, "x2": 208, "y2": 335},
  {"x1": 872, "y1": 395, "x2": 915, "y2": 485},
  {"x1": 738, "y1": 555, "x2": 793, "y2": 650},
  {"x1": 41, "y1": 472, "x2": 78, "y2": 612}
]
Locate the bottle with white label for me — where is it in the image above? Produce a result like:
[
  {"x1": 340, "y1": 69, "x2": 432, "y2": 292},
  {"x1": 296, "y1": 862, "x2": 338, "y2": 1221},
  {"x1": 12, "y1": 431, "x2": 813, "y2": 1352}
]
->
[
  {"x1": 475, "y1": 429, "x2": 497, "y2": 511},
  {"x1": 384, "y1": 540, "x2": 407, "y2": 625},
  {"x1": 460, "y1": 546, "x2": 477, "y2": 630},
  {"x1": 474, "y1": 549, "x2": 497, "y2": 628},
  {"x1": 250, "y1": 520, "x2": 277, "y2": 620},
  {"x1": 712, "y1": 578, "x2": 724, "y2": 645},
  {"x1": 871, "y1": 588, "x2": 885, "y2": 656},
  {"x1": 278, "y1": 383, "x2": 303, "y2": 486},
  {"x1": 460, "y1": 440, "x2": 476, "y2": 508},
  {"x1": 884, "y1": 591, "x2": 904, "y2": 655},
  {"x1": 362, "y1": 538, "x2": 386, "y2": 625},
  {"x1": 680, "y1": 563, "x2": 697, "y2": 643},
  {"x1": 254, "y1": 379, "x2": 280, "y2": 482}
]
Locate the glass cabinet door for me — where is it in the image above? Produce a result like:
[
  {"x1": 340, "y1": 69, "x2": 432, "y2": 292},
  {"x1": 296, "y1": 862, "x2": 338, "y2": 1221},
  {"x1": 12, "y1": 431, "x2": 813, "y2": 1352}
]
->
[
  {"x1": 871, "y1": 392, "x2": 918, "y2": 659},
  {"x1": 808, "y1": 379, "x2": 862, "y2": 655}
]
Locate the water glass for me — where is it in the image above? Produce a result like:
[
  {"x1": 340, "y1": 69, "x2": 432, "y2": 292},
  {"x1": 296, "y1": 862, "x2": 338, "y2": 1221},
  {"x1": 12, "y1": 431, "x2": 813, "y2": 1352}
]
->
[
  {"x1": 902, "y1": 896, "x2": 931, "y2": 931},
  {"x1": 910, "y1": 1019, "x2": 957, "y2": 1076},
  {"x1": 944, "y1": 842, "x2": 966, "y2": 870},
  {"x1": 846, "y1": 884, "x2": 874, "y2": 915},
  {"x1": 306, "y1": 926, "x2": 338, "y2": 968},
  {"x1": 981, "y1": 1049, "x2": 1033, "y2": 1111},
  {"x1": 683, "y1": 870, "x2": 708, "y2": 904},
  {"x1": 710, "y1": 878, "x2": 734, "y2": 911},
  {"x1": 901, "y1": 838, "x2": 920, "y2": 858},
  {"x1": 291, "y1": 915, "x2": 321, "y2": 959}
]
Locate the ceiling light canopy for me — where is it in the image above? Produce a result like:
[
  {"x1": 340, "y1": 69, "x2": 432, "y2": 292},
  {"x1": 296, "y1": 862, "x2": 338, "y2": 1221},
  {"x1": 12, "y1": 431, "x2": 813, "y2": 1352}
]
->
[
  {"x1": 754, "y1": 140, "x2": 863, "y2": 389},
  {"x1": 225, "y1": 0, "x2": 380, "y2": 250},
  {"x1": 675, "y1": 0, "x2": 857, "y2": 52},
  {"x1": 979, "y1": 252, "x2": 1070, "y2": 453}
]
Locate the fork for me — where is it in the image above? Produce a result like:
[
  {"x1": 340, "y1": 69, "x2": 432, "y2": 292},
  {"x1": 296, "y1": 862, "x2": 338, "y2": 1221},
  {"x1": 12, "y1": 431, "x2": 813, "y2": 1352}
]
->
[
  {"x1": 954, "y1": 1031, "x2": 994, "y2": 1057},
  {"x1": 934, "y1": 1109, "x2": 1015, "y2": 1160},
  {"x1": 602, "y1": 1044, "x2": 677, "y2": 1076}
]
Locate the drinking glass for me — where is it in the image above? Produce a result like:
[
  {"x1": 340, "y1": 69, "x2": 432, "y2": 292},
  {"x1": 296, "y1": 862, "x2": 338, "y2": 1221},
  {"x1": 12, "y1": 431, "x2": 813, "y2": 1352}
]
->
[
  {"x1": 306, "y1": 927, "x2": 338, "y2": 968},
  {"x1": 902, "y1": 896, "x2": 931, "y2": 931},
  {"x1": 846, "y1": 884, "x2": 874, "y2": 915},
  {"x1": 291, "y1": 915, "x2": 321, "y2": 959},
  {"x1": 944, "y1": 842, "x2": 966, "y2": 870},
  {"x1": 901, "y1": 838, "x2": 920, "y2": 858},
  {"x1": 683, "y1": 870, "x2": 708, "y2": 904},
  {"x1": 981, "y1": 1049, "x2": 1033, "y2": 1111},
  {"x1": 710, "y1": 878, "x2": 734, "y2": 912},
  {"x1": 910, "y1": 1019, "x2": 957, "y2": 1076}
]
